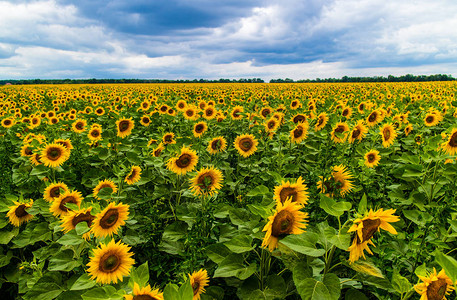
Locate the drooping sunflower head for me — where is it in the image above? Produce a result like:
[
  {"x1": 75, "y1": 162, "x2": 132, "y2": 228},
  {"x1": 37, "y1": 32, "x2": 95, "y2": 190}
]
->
[
  {"x1": 54, "y1": 138, "x2": 73, "y2": 151},
  {"x1": 380, "y1": 123, "x2": 397, "y2": 148},
  {"x1": 414, "y1": 268, "x2": 455, "y2": 300},
  {"x1": 317, "y1": 165, "x2": 354, "y2": 197},
  {"x1": 364, "y1": 150, "x2": 381, "y2": 168},
  {"x1": 91, "y1": 202, "x2": 129, "y2": 238},
  {"x1": 40, "y1": 143, "x2": 71, "y2": 168},
  {"x1": 7, "y1": 200, "x2": 34, "y2": 227},
  {"x1": 262, "y1": 198, "x2": 308, "y2": 252},
  {"x1": 43, "y1": 182, "x2": 69, "y2": 202},
  {"x1": 193, "y1": 121, "x2": 208, "y2": 138},
  {"x1": 61, "y1": 207, "x2": 94, "y2": 238},
  {"x1": 404, "y1": 124, "x2": 413, "y2": 136},
  {"x1": 348, "y1": 121, "x2": 368, "y2": 143},
  {"x1": 207, "y1": 136, "x2": 227, "y2": 155},
  {"x1": 366, "y1": 110, "x2": 380, "y2": 126},
  {"x1": 315, "y1": 113, "x2": 328, "y2": 131},
  {"x1": 188, "y1": 269, "x2": 209, "y2": 300},
  {"x1": 116, "y1": 118, "x2": 134, "y2": 138},
  {"x1": 50, "y1": 190, "x2": 83, "y2": 217},
  {"x1": 230, "y1": 105, "x2": 244, "y2": 120},
  {"x1": 290, "y1": 122, "x2": 309, "y2": 144},
  {"x1": 124, "y1": 283, "x2": 164, "y2": 300},
  {"x1": 273, "y1": 177, "x2": 309, "y2": 206},
  {"x1": 162, "y1": 132, "x2": 176, "y2": 145},
  {"x1": 189, "y1": 166, "x2": 223, "y2": 197},
  {"x1": 87, "y1": 239, "x2": 135, "y2": 285},
  {"x1": 441, "y1": 128, "x2": 457, "y2": 156},
  {"x1": 167, "y1": 146, "x2": 199, "y2": 175},
  {"x1": 125, "y1": 166, "x2": 142, "y2": 185},
  {"x1": 93, "y1": 179, "x2": 118, "y2": 200},
  {"x1": 331, "y1": 122, "x2": 349, "y2": 143},
  {"x1": 151, "y1": 142, "x2": 165, "y2": 157},
  {"x1": 234, "y1": 134, "x2": 258, "y2": 158}
]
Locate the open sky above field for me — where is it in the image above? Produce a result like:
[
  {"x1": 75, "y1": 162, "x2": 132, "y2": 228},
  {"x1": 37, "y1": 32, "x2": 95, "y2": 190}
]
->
[{"x1": 1, "y1": 0, "x2": 457, "y2": 80}]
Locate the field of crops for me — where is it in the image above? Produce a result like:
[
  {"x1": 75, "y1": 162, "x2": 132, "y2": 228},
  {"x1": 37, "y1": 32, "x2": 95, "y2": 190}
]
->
[{"x1": 1, "y1": 82, "x2": 457, "y2": 300}]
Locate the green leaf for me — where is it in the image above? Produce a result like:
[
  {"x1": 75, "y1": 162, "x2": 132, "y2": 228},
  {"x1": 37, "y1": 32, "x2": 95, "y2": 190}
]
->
[
  {"x1": 162, "y1": 221, "x2": 188, "y2": 241},
  {"x1": 75, "y1": 222, "x2": 90, "y2": 235},
  {"x1": 126, "y1": 151, "x2": 140, "y2": 164},
  {"x1": 280, "y1": 232, "x2": 326, "y2": 257},
  {"x1": 0, "y1": 228, "x2": 18, "y2": 244},
  {"x1": 70, "y1": 274, "x2": 97, "y2": 291},
  {"x1": 213, "y1": 254, "x2": 256, "y2": 280},
  {"x1": 223, "y1": 235, "x2": 254, "y2": 253},
  {"x1": 246, "y1": 185, "x2": 269, "y2": 197},
  {"x1": 265, "y1": 274, "x2": 286, "y2": 299},
  {"x1": 65, "y1": 202, "x2": 80, "y2": 212},
  {"x1": 391, "y1": 270, "x2": 412, "y2": 295},
  {"x1": 328, "y1": 231, "x2": 351, "y2": 251},
  {"x1": 323, "y1": 273, "x2": 341, "y2": 300},
  {"x1": 30, "y1": 165, "x2": 49, "y2": 176},
  {"x1": 414, "y1": 263, "x2": 428, "y2": 277},
  {"x1": 358, "y1": 194, "x2": 367, "y2": 214},
  {"x1": 12, "y1": 222, "x2": 51, "y2": 247},
  {"x1": 319, "y1": 194, "x2": 351, "y2": 217},
  {"x1": 435, "y1": 251, "x2": 457, "y2": 283},
  {"x1": 178, "y1": 280, "x2": 194, "y2": 300},
  {"x1": 205, "y1": 243, "x2": 232, "y2": 264},
  {"x1": 96, "y1": 187, "x2": 114, "y2": 200},
  {"x1": 48, "y1": 249, "x2": 82, "y2": 272},
  {"x1": 129, "y1": 262, "x2": 149, "y2": 289},
  {"x1": 0, "y1": 251, "x2": 13, "y2": 268},
  {"x1": 349, "y1": 260, "x2": 384, "y2": 278},
  {"x1": 58, "y1": 230, "x2": 86, "y2": 246},
  {"x1": 201, "y1": 286, "x2": 224, "y2": 300},
  {"x1": 23, "y1": 282, "x2": 64, "y2": 300},
  {"x1": 294, "y1": 278, "x2": 332, "y2": 300},
  {"x1": 82, "y1": 286, "x2": 124, "y2": 300},
  {"x1": 344, "y1": 289, "x2": 368, "y2": 300},
  {"x1": 163, "y1": 283, "x2": 180, "y2": 300}
]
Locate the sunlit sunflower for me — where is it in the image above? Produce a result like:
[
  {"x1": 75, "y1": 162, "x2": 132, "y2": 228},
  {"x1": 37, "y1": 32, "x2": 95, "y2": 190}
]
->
[
  {"x1": 203, "y1": 107, "x2": 216, "y2": 120},
  {"x1": 314, "y1": 113, "x2": 328, "y2": 131},
  {"x1": 72, "y1": 119, "x2": 87, "y2": 133},
  {"x1": 152, "y1": 142, "x2": 165, "y2": 157},
  {"x1": 342, "y1": 107, "x2": 352, "y2": 118},
  {"x1": 140, "y1": 115, "x2": 151, "y2": 127},
  {"x1": 414, "y1": 268, "x2": 455, "y2": 300},
  {"x1": 331, "y1": 122, "x2": 349, "y2": 143},
  {"x1": 176, "y1": 100, "x2": 187, "y2": 111},
  {"x1": 189, "y1": 166, "x2": 223, "y2": 197},
  {"x1": 404, "y1": 124, "x2": 413, "y2": 136},
  {"x1": 364, "y1": 150, "x2": 381, "y2": 168},
  {"x1": 380, "y1": 123, "x2": 397, "y2": 148},
  {"x1": 7, "y1": 200, "x2": 34, "y2": 227},
  {"x1": 93, "y1": 179, "x2": 118, "y2": 200},
  {"x1": 167, "y1": 146, "x2": 199, "y2": 175},
  {"x1": 347, "y1": 208, "x2": 400, "y2": 263},
  {"x1": 207, "y1": 136, "x2": 227, "y2": 154},
  {"x1": 183, "y1": 105, "x2": 199, "y2": 120},
  {"x1": 60, "y1": 207, "x2": 94, "y2": 239},
  {"x1": 162, "y1": 132, "x2": 176, "y2": 145},
  {"x1": 87, "y1": 239, "x2": 134, "y2": 284},
  {"x1": 264, "y1": 117, "x2": 280, "y2": 133},
  {"x1": 230, "y1": 105, "x2": 244, "y2": 120},
  {"x1": 273, "y1": 177, "x2": 308, "y2": 205},
  {"x1": 124, "y1": 166, "x2": 141, "y2": 185},
  {"x1": 20, "y1": 144, "x2": 34, "y2": 157},
  {"x1": 43, "y1": 182, "x2": 69, "y2": 202},
  {"x1": 50, "y1": 190, "x2": 83, "y2": 217},
  {"x1": 88, "y1": 125, "x2": 102, "y2": 142},
  {"x1": 366, "y1": 110, "x2": 381, "y2": 127},
  {"x1": 40, "y1": 143, "x2": 70, "y2": 168},
  {"x1": 188, "y1": 269, "x2": 210, "y2": 300},
  {"x1": 54, "y1": 138, "x2": 73, "y2": 151},
  {"x1": 193, "y1": 121, "x2": 208, "y2": 138},
  {"x1": 124, "y1": 283, "x2": 164, "y2": 300},
  {"x1": 348, "y1": 121, "x2": 368, "y2": 143},
  {"x1": 234, "y1": 134, "x2": 258, "y2": 158},
  {"x1": 91, "y1": 202, "x2": 129, "y2": 238},
  {"x1": 262, "y1": 198, "x2": 308, "y2": 252},
  {"x1": 116, "y1": 118, "x2": 134, "y2": 138},
  {"x1": 291, "y1": 113, "x2": 307, "y2": 124},
  {"x1": 317, "y1": 165, "x2": 354, "y2": 197},
  {"x1": 29, "y1": 152, "x2": 43, "y2": 166},
  {"x1": 1, "y1": 117, "x2": 15, "y2": 128},
  {"x1": 441, "y1": 128, "x2": 457, "y2": 155},
  {"x1": 290, "y1": 122, "x2": 309, "y2": 144},
  {"x1": 259, "y1": 106, "x2": 273, "y2": 119}
]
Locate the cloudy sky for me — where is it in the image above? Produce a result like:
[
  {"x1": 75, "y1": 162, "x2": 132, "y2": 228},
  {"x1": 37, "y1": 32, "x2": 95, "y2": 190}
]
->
[{"x1": 1, "y1": 0, "x2": 457, "y2": 80}]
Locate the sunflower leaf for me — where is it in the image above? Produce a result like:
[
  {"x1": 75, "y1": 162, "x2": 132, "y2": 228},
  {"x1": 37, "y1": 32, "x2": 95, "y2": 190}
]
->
[
  {"x1": 349, "y1": 260, "x2": 384, "y2": 278},
  {"x1": 391, "y1": 269, "x2": 412, "y2": 295},
  {"x1": 81, "y1": 286, "x2": 124, "y2": 300},
  {"x1": 129, "y1": 261, "x2": 149, "y2": 289},
  {"x1": 224, "y1": 235, "x2": 254, "y2": 253},
  {"x1": 280, "y1": 232, "x2": 326, "y2": 257},
  {"x1": 319, "y1": 194, "x2": 351, "y2": 217},
  {"x1": 69, "y1": 273, "x2": 96, "y2": 291},
  {"x1": 75, "y1": 222, "x2": 90, "y2": 235},
  {"x1": 163, "y1": 283, "x2": 180, "y2": 300},
  {"x1": 434, "y1": 250, "x2": 457, "y2": 283},
  {"x1": 178, "y1": 280, "x2": 194, "y2": 300},
  {"x1": 48, "y1": 249, "x2": 82, "y2": 272}
]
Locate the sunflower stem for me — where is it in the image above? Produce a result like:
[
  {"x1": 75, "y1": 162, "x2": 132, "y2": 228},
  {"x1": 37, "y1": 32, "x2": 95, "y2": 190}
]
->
[{"x1": 323, "y1": 245, "x2": 336, "y2": 275}]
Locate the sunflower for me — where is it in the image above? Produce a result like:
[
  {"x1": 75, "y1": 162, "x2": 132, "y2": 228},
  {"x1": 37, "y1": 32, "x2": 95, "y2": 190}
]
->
[
  {"x1": 230, "y1": 105, "x2": 244, "y2": 120},
  {"x1": 414, "y1": 268, "x2": 455, "y2": 300},
  {"x1": 364, "y1": 150, "x2": 381, "y2": 168},
  {"x1": 234, "y1": 134, "x2": 258, "y2": 158},
  {"x1": 87, "y1": 239, "x2": 134, "y2": 284},
  {"x1": 72, "y1": 119, "x2": 87, "y2": 133},
  {"x1": 331, "y1": 122, "x2": 349, "y2": 143},
  {"x1": 273, "y1": 177, "x2": 308, "y2": 205},
  {"x1": 124, "y1": 283, "x2": 164, "y2": 300},
  {"x1": 203, "y1": 107, "x2": 216, "y2": 120},
  {"x1": 152, "y1": 142, "x2": 165, "y2": 157},
  {"x1": 380, "y1": 123, "x2": 397, "y2": 148},
  {"x1": 54, "y1": 138, "x2": 73, "y2": 151},
  {"x1": 116, "y1": 118, "x2": 134, "y2": 138},
  {"x1": 348, "y1": 121, "x2": 368, "y2": 143},
  {"x1": 193, "y1": 121, "x2": 208, "y2": 138},
  {"x1": 91, "y1": 202, "x2": 129, "y2": 238},
  {"x1": 317, "y1": 165, "x2": 354, "y2": 197},
  {"x1": 189, "y1": 166, "x2": 223, "y2": 197},
  {"x1": 162, "y1": 132, "x2": 176, "y2": 145},
  {"x1": 404, "y1": 124, "x2": 413, "y2": 136},
  {"x1": 347, "y1": 208, "x2": 400, "y2": 263},
  {"x1": 188, "y1": 269, "x2": 209, "y2": 300},
  {"x1": 7, "y1": 200, "x2": 34, "y2": 227},
  {"x1": 366, "y1": 110, "x2": 381, "y2": 127},
  {"x1": 20, "y1": 144, "x2": 34, "y2": 157},
  {"x1": 94, "y1": 107, "x2": 105, "y2": 116},
  {"x1": 1, "y1": 117, "x2": 15, "y2": 128},
  {"x1": 290, "y1": 122, "x2": 308, "y2": 144},
  {"x1": 140, "y1": 115, "x2": 151, "y2": 127},
  {"x1": 40, "y1": 143, "x2": 70, "y2": 168},
  {"x1": 60, "y1": 207, "x2": 94, "y2": 239},
  {"x1": 125, "y1": 166, "x2": 141, "y2": 185},
  {"x1": 29, "y1": 153, "x2": 43, "y2": 166},
  {"x1": 88, "y1": 125, "x2": 102, "y2": 142},
  {"x1": 93, "y1": 179, "x2": 118, "y2": 200},
  {"x1": 259, "y1": 107, "x2": 273, "y2": 119},
  {"x1": 207, "y1": 136, "x2": 227, "y2": 155},
  {"x1": 441, "y1": 128, "x2": 457, "y2": 155},
  {"x1": 183, "y1": 105, "x2": 199, "y2": 120},
  {"x1": 43, "y1": 182, "x2": 69, "y2": 202},
  {"x1": 264, "y1": 117, "x2": 280, "y2": 133},
  {"x1": 167, "y1": 146, "x2": 199, "y2": 175},
  {"x1": 50, "y1": 190, "x2": 83, "y2": 217},
  {"x1": 262, "y1": 198, "x2": 308, "y2": 252},
  {"x1": 342, "y1": 107, "x2": 352, "y2": 118},
  {"x1": 176, "y1": 100, "x2": 187, "y2": 111},
  {"x1": 315, "y1": 113, "x2": 328, "y2": 131}
]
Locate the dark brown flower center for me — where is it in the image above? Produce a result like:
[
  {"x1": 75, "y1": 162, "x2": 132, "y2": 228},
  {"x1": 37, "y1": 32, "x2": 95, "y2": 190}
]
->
[
  {"x1": 133, "y1": 295, "x2": 157, "y2": 300},
  {"x1": 279, "y1": 187, "x2": 297, "y2": 203},
  {"x1": 3, "y1": 119, "x2": 11, "y2": 126},
  {"x1": 232, "y1": 109, "x2": 241, "y2": 118},
  {"x1": 357, "y1": 218, "x2": 381, "y2": 243},
  {"x1": 50, "y1": 186, "x2": 62, "y2": 198},
  {"x1": 178, "y1": 102, "x2": 185, "y2": 109},
  {"x1": 91, "y1": 130, "x2": 100, "y2": 137},
  {"x1": 271, "y1": 210, "x2": 295, "y2": 237},
  {"x1": 383, "y1": 128, "x2": 391, "y2": 140},
  {"x1": 343, "y1": 109, "x2": 349, "y2": 116},
  {"x1": 176, "y1": 154, "x2": 192, "y2": 168},
  {"x1": 205, "y1": 108, "x2": 214, "y2": 116},
  {"x1": 24, "y1": 147, "x2": 33, "y2": 156},
  {"x1": 119, "y1": 120, "x2": 130, "y2": 132},
  {"x1": 192, "y1": 281, "x2": 200, "y2": 296},
  {"x1": 197, "y1": 173, "x2": 214, "y2": 190},
  {"x1": 426, "y1": 116, "x2": 434, "y2": 124},
  {"x1": 367, "y1": 153, "x2": 376, "y2": 163},
  {"x1": 238, "y1": 137, "x2": 253, "y2": 151},
  {"x1": 293, "y1": 127, "x2": 303, "y2": 138},
  {"x1": 293, "y1": 115, "x2": 306, "y2": 123},
  {"x1": 99, "y1": 252, "x2": 121, "y2": 273},
  {"x1": 352, "y1": 128, "x2": 361, "y2": 139},
  {"x1": 368, "y1": 112, "x2": 377, "y2": 122},
  {"x1": 448, "y1": 132, "x2": 457, "y2": 147},
  {"x1": 32, "y1": 118, "x2": 39, "y2": 125},
  {"x1": 142, "y1": 117, "x2": 150, "y2": 123},
  {"x1": 71, "y1": 211, "x2": 94, "y2": 228},
  {"x1": 318, "y1": 117, "x2": 324, "y2": 126},
  {"x1": 211, "y1": 139, "x2": 221, "y2": 150},
  {"x1": 186, "y1": 110, "x2": 194, "y2": 117},
  {"x1": 96, "y1": 109, "x2": 103, "y2": 114},
  {"x1": 100, "y1": 208, "x2": 119, "y2": 229},
  {"x1": 47, "y1": 147, "x2": 62, "y2": 161},
  {"x1": 267, "y1": 120, "x2": 276, "y2": 129},
  {"x1": 76, "y1": 122, "x2": 84, "y2": 130},
  {"x1": 426, "y1": 278, "x2": 448, "y2": 300},
  {"x1": 127, "y1": 169, "x2": 137, "y2": 181},
  {"x1": 335, "y1": 125, "x2": 346, "y2": 134},
  {"x1": 154, "y1": 148, "x2": 162, "y2": 156},
  {"x1": 59, "y1": 196, "x2": 77, "y2": 212},
  {"x1": 164, "y1": 134, "x2": 173, "y2": 142},
  {"x1": 261, "y1": 109, "x2": 271, "y2": 117},
  {"x1": 160, "y1": 105, "x2": 168, "y2": 112},
  {"x1": 15, "y1": 204, "x2": 29, "y2": 218},
  {"x1": 51, "y1": 118, "x2": 58, "y2": 124},
  {"x1": 195, "y1": 124, "x2": 205, "y2": 133}
]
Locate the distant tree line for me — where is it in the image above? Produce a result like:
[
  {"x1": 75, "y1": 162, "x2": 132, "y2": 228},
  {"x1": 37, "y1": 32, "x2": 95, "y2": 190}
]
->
[
  {"x1": 0, "y1": 78, "x2": 265, "y2": 85},
  {"x1": 271, "y1": 74, "x2": 455, "y2": 83}
]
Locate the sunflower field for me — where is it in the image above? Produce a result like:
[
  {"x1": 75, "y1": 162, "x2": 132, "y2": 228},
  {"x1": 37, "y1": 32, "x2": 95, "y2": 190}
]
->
[{"x1": 0, "y1": 82, "x2": 457, "y2": 300}]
